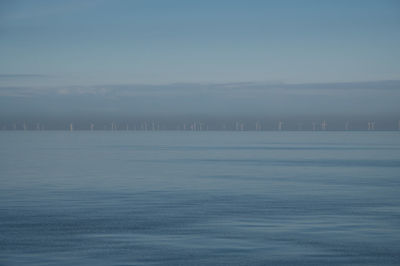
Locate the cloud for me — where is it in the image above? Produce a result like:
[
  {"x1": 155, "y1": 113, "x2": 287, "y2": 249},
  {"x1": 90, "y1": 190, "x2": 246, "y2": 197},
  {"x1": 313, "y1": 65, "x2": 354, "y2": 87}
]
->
[{"x1": 0, "y1": 80, "x2": 399, "y2": 98}]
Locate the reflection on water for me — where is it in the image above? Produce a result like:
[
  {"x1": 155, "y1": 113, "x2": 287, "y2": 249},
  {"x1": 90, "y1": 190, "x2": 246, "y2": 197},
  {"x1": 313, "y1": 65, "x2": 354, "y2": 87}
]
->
[{"x1": 1, "y1": 132, "x2": 400, "y2": 265}]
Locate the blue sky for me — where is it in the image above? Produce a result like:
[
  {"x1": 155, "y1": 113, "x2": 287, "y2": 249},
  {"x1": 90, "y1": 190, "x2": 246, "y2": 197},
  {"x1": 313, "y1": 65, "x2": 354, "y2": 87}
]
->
[
  {"x1": 1, "y1": 0, "x2": 399, "y2": 85},
  {"x1": 0, "y1": 0, "x2": 399, "y2": 117}
]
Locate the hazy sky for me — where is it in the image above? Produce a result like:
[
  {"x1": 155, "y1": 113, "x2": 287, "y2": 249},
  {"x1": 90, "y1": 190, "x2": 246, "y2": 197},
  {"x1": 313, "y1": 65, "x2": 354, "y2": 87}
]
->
[
  {"x1": 1, "y1": 0, "x2": 400, "y2": 84},
  {"x1": 0, "y1": 0, "x2": 399, "y2": 117}
]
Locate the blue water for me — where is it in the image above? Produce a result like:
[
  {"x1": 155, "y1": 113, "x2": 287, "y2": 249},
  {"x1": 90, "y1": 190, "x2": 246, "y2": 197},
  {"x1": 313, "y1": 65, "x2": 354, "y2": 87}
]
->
[{"x1": 1, "y1": 131, "x2": 400, "y2": 265}]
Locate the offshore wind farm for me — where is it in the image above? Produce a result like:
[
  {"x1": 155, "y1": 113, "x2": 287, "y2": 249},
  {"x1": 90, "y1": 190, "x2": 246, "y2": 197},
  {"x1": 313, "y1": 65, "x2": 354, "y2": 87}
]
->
[{"x1": 1, "y1": 117, "x2": 400, "y2": 131}]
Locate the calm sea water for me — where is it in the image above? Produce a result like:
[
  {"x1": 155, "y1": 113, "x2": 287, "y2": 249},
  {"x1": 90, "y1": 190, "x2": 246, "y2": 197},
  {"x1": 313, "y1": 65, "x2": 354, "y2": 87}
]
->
[{"x1": 1, "y1": 131, "x2": 400, "y2": 265}]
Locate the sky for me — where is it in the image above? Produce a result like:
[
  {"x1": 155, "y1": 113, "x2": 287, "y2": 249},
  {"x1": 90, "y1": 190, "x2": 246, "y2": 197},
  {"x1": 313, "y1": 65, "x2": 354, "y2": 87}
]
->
[{"x1": 0, "y1": 0, "x2": 399, "y2": 117}]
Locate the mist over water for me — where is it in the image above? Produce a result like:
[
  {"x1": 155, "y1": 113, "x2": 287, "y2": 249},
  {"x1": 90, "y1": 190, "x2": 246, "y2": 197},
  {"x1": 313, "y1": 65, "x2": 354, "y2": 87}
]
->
[
  {"x1": 1, "y1": 80, "x2": 399, "y2": 131},
  {"x1": 1, "y1": 131, "x2": 399, "y2": 265}
]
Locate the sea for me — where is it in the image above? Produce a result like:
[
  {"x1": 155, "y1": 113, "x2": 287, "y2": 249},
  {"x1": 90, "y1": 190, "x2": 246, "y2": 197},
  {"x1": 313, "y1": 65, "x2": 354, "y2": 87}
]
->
[{"x1": 0, "y1": 131, "x2": 399, "y2": 265}]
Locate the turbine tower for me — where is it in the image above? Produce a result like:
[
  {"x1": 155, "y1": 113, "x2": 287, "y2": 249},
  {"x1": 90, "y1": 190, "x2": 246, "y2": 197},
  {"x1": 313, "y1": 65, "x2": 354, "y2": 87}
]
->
[
  {"x1": 111, "y1": 122, "x2": 117, "y2": 131},
  {"x1": 255, "y1": 121, "x2": 261, "y2": 131},
  {"x1": 278, "y1": 121, "x2": 283, "y2": 131},
  {"x1": 368, "y1": 121, "x2": 375, "y2": 131},
  {"x1": 321, "y1": 120, "x2": 327, "y2": 131}
]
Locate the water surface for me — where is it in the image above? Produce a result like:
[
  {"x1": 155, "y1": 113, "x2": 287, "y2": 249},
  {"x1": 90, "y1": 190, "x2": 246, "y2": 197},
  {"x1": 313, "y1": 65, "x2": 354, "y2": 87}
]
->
[{"x1": 1, "y1": 131, "x2": 400, "y2": 265}]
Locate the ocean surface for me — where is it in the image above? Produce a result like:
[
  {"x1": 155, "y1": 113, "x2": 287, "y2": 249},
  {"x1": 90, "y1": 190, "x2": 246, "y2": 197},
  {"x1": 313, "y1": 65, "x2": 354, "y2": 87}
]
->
[{"x1": 1, "y1": 131, "x2": 400, "y2": 265}]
